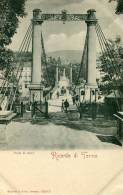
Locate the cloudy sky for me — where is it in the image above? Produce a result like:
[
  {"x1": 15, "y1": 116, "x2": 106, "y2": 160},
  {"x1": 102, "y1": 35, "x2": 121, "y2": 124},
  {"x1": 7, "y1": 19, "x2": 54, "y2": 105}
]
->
[{"x1": 10, "y1": 0, "x2": 123, "y2": 52}]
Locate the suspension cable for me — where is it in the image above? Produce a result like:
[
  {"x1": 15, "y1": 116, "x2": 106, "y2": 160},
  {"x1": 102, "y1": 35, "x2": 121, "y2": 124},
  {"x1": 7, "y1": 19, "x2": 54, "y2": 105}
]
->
[
  {"x1": 96, "y1": 25, "x2": 120, "y2": 110},
  {"x1": 73, "y1": 32, "x2": 88, "y2": 92},
  {"x1": 14, "y1": 24, "x2": 32, "y2": 81},
  {"x1": 97, "y1": 24, "x2": 121, "y2": 79},
  {"x1": 0, "y1": 24, "x2": 32, "y2": 108},
  {"x1": 96, "y1": 23, "x2": 122, "y2": 101},
  {"x1": 0, "y1": 25, "x2": 32, "y2": 108},
  {"x1": 77, "y1": 33, "x2": 88, "y2": 84},
  {"x1": 18, "y1": 23, "x2": 32, "y2": 53},
  {"x1": 10, "y1": 26, "x2": 32, "y2": 110},
  {"x1": 96, "y1": 25, "x2": 115, "y2": 75},
  {"x1": 41, "y1": 32, "x2": 55, "y2": 87},
  {"x1": 96, "y1": 25, "x2": 120, "y2": 109},
  {"x1": 0, "y1": 24, "x2": 32, "y2": 96}
]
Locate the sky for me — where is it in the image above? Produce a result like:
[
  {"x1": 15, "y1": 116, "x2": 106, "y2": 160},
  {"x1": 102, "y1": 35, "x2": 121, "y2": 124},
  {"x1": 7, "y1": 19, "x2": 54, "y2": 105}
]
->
[{"x1": 9, "y1": 0, "x2": 123, "y2": 52}]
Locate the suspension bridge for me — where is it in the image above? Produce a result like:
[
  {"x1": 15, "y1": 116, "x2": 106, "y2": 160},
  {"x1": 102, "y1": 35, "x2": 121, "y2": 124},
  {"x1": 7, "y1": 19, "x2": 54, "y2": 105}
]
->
[{"x1": 0, "y1": 9, "x2": 123, "y2": 148}]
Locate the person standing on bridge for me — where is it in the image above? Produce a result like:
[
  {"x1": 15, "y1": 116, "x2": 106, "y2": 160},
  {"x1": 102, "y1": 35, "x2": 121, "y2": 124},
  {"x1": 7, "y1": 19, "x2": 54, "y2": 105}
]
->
[
  {"x1": 61, "y1": 99, "x2": 64, "y2": 112},
  {"x1": 64, "y1": 99, "x2": 69, "y2": 113},
  {"x1": 57, "y1": 91, "x2": 60, "y2": 99},
  {"x1": 72, "y1": 96, "x2": 76, "y2": 105},
  {"x1": 75, "y1": 95, "x2": 80, "y2": 107}
]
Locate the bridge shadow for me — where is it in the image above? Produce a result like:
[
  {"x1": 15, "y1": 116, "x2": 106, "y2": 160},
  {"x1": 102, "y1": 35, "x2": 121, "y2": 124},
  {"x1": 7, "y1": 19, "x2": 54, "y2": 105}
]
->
[
  {"x1": 48, "y1": 112, "x2": 121, "y2": 146},
  {"x1": 51, "y1": 114, "x2": 116, "y2": 133},
  {"x1": 13, "y1": 110, "x2": 117, "y2": 136},
  {"x1": 13, "y1": 111, "x2": 83, "y2": 131},
  {"x1": 32, "y1": 111, "x2": 117, "y2": 135},
  {"x1": 0, "y1": 111, "x2": 121, "y2": 150}
]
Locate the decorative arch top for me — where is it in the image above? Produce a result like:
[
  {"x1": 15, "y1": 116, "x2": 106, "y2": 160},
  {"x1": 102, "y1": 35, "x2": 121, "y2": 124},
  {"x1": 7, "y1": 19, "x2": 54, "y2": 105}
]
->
[{"x1": 32, "y1": 9, "x2": 97, "y2": 23}]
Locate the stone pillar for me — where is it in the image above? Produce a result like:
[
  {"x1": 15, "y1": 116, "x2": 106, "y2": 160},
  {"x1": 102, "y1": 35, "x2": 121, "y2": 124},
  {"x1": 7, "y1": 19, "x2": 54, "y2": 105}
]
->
[
  {"x1": 86, "y1": 9, "x2": 97, "y2": 87},
  {"x1": 32, "y1": 9, "x2": 42, "y2": 83},
  {"x1": 55, "y1": 64, "x2": 59, "y2": 86},
  {"x1": 63, "y1": 68, "x2": 66, "y2": 77},
  {"x1": 83, "y1": 9, "x2": 98, "y2": 104},
  {"x1": 70, "y1": 64, "x2": 72, "y2": 85},
  {"x1": 29, "y1": 9, "x2": 43, "y2": 102}
]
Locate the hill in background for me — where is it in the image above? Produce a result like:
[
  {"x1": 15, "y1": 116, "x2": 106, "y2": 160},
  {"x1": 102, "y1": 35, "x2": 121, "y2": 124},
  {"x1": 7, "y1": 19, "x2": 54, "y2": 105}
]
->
[
  {"x1": 47, "y1": 50, "x2": 82, "y2": 64},
  {"x1": 14, "y1": 50, "x2": 82, "y2": 64}
]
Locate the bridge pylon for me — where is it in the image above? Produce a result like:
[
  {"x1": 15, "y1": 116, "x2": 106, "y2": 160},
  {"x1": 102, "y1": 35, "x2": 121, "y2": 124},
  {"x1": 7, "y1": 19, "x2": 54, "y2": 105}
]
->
[
  {"x1": 55, "y1": 64, "x2": 59, "y2": 87},
  {"x1": 86, "y1": 9, "x2": 97, "y2": 88},
  {"x1": 70, "y1": 64, "x2": 73, "y2": 86},
  {"x1": 28, "y1": 9, "x2": 44, "y2": 103},
  {"x1": 84, "y1": 9, "x2": 98, "y2": 103}
]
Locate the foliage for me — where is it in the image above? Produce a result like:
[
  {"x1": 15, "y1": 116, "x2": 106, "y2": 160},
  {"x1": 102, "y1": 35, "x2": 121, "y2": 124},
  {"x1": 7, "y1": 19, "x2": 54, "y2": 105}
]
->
[
  {"x1": 41, "y1": 55, "x2": 80, "y2": 87},
  {"x1": 0, "y1": 0, "x2": 26, "y2": 71},
  {"x1": 14, "y1": 51, "x2": 81, "y2": 88},
  {"x1": 98, "y1": 37, "x2": 123, "y2": 94},
  {"x1": 0, "y1": 0, "x2": 26, "y2": 47},
  {"x1": 0, "y1": 47, "x2": 14, "y2": 70},
  {"x1": 109, "y1": 0, "x2": 123, "y2": 14}
]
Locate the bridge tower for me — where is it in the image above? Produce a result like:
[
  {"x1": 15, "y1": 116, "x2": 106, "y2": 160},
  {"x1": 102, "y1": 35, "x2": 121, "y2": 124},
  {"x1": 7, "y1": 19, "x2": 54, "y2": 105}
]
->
[
  {"x1": 84, "y1": 9, "x2": 98, "y2": 102},
  {"x1": 29, "y1": 9, "x2": 43, "y2": 102},
  {"x1": 86, "y1": 9, "x2": 97, "y2": 87},
  {"x1": 28, "y1": 9, "x2": 98, "y2": 103},
  {"x1": 70, "y1": 64, "x2": 73, "y2": 86},
  {"x1": 55, "y1": 64, "x2": 59, "y2": 86}
]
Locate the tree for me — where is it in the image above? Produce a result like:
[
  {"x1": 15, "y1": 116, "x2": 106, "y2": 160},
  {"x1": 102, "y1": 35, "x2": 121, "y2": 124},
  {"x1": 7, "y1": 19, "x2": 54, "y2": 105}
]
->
[
  {"x1": 0, "y1": 0, "x2": 26, "y2": 71},
  {"x1": 109, "y1": 0, "x2": 123, "y2": 14},
  {"x1": 0, "y1": 48, "x2": 14, "y2": 70},
  {"x1": 98, "y1": 37, "x2": 123, "y2": 94},
  {"x1": 41, "y1": 54, "x2": 80, "y2": 87},
  {"x1": 0, "y1": 0, "x2": 26, "y2": 47}
]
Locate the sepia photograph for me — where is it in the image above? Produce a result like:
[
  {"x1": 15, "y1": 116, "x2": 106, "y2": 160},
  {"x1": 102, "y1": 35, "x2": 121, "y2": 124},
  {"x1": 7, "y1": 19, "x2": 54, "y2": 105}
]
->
[
  {"x1": 0, "y1": 0, "x2": 123, "y2": 150},
  {"x1": 1, "y1": 1, "x2": 123, "y2": 195}
]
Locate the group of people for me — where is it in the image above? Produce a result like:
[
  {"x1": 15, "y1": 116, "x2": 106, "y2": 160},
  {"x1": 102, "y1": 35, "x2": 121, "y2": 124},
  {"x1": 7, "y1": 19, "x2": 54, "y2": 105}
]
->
[
  {"x1": 61, "y1": 99, "x2": 69, "y2": 112},
  {"x1": 61, "y1": 95, "x2": 80, "y2": 113},
  {"x1": 72, "y1": 95, "x2": 80, "y2": 106},
  {"x1": 56, "y1": 88, "x2": 67, "y2": 99}
]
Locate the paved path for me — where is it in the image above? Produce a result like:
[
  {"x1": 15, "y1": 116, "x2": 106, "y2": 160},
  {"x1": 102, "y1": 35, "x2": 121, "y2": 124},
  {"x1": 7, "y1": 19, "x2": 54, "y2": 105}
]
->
[
  {"x1": 0, "y1": 120, "x2": 120, "y2": 150},
  {"x1": 48, "y1": 94, "x2": 76, "y2": 113},
  {"x1": 0, "y1": 111, "x2": 121, "y2": 150},
  {"x1": 0, "y1": 95, "x2": 121, "y2": 150}
]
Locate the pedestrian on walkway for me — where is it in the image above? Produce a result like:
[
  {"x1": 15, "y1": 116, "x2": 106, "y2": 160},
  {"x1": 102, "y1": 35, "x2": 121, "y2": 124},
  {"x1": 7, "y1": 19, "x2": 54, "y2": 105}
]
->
[
  {"x1": 72, "y1": 96, "x2": 76, "y2": 105},
  {"x1": 75, "y1": 95, "x2": 80, "y2": 107},
  {"x1": 20, "y1": 101, "x2": 24, "y2": 117},
  {"x1": 57, "y1": 91, "x2": 60, "y2": 99},
  {"x1": 61, "y1": 99, "x2": 64, "y2": 112},
  {"x1": 64, "y1": 99, "x2": 69, "y2": 113},
  {"x1": 79, "y1": 102, "x2": 83, "y2": 119}
]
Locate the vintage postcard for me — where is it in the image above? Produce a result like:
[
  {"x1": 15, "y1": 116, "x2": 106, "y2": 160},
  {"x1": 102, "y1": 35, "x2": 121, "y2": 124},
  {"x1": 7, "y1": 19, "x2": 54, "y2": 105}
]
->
[{"x1": 0, "y1": 0, "x2": 123, "y2": 194}]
